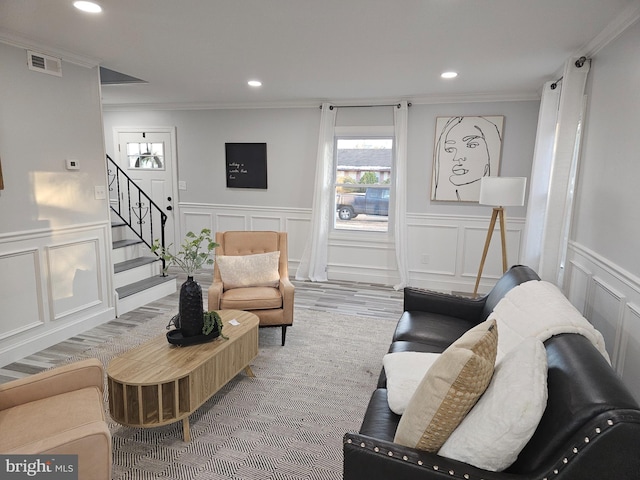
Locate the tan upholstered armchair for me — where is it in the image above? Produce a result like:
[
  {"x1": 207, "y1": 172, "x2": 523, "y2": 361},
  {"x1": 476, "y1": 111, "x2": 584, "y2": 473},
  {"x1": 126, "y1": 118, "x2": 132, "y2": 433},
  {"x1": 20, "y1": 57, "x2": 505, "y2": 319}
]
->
[
  {"x1": 208, "y1": 231, "x2": 294, "y2": 345},
  {"x1": 0, "y1": 358, "x2": 112, "y2": 479}
]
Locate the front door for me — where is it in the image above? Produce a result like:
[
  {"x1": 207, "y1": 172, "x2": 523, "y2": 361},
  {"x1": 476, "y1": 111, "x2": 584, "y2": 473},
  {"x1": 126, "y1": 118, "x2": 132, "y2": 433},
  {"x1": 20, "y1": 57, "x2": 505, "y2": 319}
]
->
[{"x1": 115, "y1": 128, "x2": 177, "y2": 249}]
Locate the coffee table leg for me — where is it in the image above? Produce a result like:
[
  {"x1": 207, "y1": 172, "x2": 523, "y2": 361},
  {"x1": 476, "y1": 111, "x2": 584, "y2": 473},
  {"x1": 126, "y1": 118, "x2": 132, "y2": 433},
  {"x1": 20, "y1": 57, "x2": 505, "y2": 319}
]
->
[
  {"x1": 182, "y1": 418, "x2": 191, "y2": 442},
  {"x1": 244, "y1": 365, "x2": 255, "y2": 378}
]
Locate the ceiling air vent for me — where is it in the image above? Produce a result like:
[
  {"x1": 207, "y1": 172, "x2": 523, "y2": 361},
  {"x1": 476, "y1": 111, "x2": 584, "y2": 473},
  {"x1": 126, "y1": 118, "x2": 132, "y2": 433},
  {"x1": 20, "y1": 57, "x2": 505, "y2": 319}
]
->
[{"x1": 27, "y1": 50, "x2": 62, "y2": 77}]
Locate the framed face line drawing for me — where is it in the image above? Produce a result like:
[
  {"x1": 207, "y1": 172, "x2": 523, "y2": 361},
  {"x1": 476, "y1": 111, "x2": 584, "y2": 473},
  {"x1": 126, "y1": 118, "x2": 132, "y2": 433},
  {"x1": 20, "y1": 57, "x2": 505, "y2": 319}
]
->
[{"x1": 431, "y1": 115, "x2": 504, "y2": 202}]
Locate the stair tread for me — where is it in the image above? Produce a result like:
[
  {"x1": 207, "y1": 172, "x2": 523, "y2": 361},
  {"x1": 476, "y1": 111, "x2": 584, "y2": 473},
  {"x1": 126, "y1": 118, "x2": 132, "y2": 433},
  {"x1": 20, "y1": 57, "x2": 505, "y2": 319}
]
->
[
  {"x1": 113, "y1": 239, "x2": 143, "y2": 249},
  {"x1": 116, "y1": 275, "x2": 177, "y2": 299},
  {"x1": 114, "y1": 256, "x2": 160, "y2": 274},
  {"x1": 111, "y1": 219, "x2": 126, "y2": 228}
]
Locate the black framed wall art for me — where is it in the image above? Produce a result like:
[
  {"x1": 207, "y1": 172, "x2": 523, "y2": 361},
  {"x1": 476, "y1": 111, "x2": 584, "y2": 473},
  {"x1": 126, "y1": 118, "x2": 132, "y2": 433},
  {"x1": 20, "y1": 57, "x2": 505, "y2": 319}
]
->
[{"x1": 225, "y1": 143, "x2": 268, "y2": 189}]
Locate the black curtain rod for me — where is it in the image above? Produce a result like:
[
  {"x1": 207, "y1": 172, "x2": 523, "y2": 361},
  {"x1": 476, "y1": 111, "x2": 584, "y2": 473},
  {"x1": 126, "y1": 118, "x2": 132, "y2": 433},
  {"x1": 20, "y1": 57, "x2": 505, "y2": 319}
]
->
[{"x1": 319, "y1": 103, "x2": 411, "y2": 110}]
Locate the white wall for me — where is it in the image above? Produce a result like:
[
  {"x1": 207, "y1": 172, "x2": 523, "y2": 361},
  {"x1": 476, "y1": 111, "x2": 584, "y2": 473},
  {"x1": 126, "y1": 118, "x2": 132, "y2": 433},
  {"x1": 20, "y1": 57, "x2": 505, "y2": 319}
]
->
[
  {"x1": 103, "y1": 99, "x2": 539, "y2": 292},
  {"x1": 0, "y1": 42, "x2": 114, "y2": 366},
  {"x1": 564, "y1": 18, "x2": 640, "y2": 401}
]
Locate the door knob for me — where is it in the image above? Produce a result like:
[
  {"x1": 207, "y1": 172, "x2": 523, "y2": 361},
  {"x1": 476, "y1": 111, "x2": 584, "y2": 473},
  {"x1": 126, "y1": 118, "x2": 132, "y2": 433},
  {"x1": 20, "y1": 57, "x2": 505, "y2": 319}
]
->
[{"x1": 166, "y1": 206, "x2": 173, "y2": 211}]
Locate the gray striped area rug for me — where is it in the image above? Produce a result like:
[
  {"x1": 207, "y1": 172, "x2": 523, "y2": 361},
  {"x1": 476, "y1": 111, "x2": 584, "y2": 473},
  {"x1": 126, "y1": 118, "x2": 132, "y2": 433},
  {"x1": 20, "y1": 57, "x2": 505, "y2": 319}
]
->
[{"x1": 69, "y1": 308, "x2": 397, "y2": 479}]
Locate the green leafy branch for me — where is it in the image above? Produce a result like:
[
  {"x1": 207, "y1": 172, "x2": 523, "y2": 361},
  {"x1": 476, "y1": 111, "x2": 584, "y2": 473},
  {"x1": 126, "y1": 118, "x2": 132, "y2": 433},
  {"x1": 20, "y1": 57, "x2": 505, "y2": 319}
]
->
[
  {"x1": 203, "y1": 310, "x2": 228, "y2": 339},
  {"x1": 152, "y1": 228, "x2": 219, "y2": 276}
]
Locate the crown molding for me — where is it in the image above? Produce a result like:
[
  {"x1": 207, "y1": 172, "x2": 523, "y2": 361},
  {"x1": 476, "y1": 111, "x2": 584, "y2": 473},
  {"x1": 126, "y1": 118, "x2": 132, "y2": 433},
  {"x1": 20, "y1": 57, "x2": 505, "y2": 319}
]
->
[
  {"x1": 577, "y1": 2, "x2": 640, "y2": 57},
  {"x1": 101, "y1": 91, "x2": 540, "y2": 112}
]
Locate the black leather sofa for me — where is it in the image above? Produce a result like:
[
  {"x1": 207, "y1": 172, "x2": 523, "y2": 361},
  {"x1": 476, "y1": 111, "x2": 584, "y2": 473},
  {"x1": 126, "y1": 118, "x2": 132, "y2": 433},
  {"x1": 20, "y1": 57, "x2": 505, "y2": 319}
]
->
[{"x1": 344, "y1": 265, "x2": 640, "y2": 480}]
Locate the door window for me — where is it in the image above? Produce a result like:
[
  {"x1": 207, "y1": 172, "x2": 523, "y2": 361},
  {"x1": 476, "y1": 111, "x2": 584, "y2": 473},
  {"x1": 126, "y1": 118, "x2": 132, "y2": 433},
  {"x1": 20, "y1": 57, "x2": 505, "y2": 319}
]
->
[{"x1": 127, "y1": 142, "x2": 165, "y2": 170}]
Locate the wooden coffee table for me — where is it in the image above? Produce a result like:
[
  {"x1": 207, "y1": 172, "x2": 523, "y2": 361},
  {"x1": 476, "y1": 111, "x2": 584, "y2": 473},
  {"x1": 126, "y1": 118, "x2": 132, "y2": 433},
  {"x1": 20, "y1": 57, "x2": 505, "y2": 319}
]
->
[{"x1": 107, "y1": 310, "x2": 259, "y2": 441}]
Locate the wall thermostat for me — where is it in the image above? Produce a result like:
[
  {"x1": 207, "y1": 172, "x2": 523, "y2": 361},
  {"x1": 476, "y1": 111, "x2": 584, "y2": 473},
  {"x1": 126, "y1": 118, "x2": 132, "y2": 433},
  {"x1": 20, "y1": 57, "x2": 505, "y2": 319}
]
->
[{"x1": 66, "y1": 159, "x2": 80, "y2": 170}]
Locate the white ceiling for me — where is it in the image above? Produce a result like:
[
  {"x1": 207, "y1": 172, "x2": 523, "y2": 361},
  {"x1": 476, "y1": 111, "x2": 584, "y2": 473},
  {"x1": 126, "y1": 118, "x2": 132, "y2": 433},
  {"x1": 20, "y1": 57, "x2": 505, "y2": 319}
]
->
[{"x1": 1, "y1": 0, "x2": 638, "y2": 108}]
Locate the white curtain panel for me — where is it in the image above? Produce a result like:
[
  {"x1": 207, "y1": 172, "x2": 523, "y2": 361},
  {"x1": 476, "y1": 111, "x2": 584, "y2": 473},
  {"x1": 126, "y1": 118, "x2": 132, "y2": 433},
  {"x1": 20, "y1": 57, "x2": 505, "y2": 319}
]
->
[
  {"x1": 394, "y1": 101, "x2": 409, "y2": 289},
  {"x1": 521, "y1": 80, "x2": 561, "y2": 272},
  {"x1": 296, "y1": 103, "x2": 336, "y2": 282},
  {"x1": 523, "y1": 58, "x2": 590, "y2": 285}
]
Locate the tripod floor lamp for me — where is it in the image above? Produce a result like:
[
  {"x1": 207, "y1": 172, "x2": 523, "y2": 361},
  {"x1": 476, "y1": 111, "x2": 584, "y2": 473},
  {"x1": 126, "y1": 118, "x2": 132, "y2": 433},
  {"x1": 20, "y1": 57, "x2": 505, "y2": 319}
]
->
[{"x1": 473, "y1": 177, "x2": 527, "y2": 297}]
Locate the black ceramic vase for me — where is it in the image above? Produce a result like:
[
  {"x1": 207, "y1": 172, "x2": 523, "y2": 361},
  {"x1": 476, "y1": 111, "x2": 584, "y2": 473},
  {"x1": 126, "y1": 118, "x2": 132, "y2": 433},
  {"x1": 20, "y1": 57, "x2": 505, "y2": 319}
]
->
[{"x1": 179, "y1": 276, "x2": 204, "y2": 337}]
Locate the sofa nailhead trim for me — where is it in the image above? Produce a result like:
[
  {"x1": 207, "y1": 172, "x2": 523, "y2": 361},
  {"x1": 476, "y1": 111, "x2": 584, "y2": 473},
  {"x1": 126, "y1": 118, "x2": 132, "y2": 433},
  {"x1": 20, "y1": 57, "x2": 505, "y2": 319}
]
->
[
  {"x1": 538, "y1": 418, "x2": 619, "y2": 480},
  {"x1": 347, "y1": 418, "x2": 618, "y2": 480}
]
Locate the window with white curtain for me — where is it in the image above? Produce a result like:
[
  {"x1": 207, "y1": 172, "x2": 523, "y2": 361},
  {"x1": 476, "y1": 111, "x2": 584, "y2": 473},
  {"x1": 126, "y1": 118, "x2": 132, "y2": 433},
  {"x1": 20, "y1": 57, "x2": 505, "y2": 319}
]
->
[{"x1": 333, "y1": 136, "x2": 394, "y2": 232}]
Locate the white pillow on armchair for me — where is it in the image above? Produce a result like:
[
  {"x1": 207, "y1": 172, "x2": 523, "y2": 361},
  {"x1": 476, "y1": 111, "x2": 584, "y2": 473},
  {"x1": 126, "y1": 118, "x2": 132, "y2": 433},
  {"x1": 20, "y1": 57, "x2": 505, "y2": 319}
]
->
[{"x1": 216, "y1": 251, "x2": 280, "y2": 289}]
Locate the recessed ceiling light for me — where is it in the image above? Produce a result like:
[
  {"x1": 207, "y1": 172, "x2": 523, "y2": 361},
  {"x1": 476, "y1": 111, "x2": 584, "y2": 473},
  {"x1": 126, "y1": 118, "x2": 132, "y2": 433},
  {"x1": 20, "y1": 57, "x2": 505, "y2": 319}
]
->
[
  {"x1": 73, "y1": 1, "x2": 102, "y2": 13},
  {"x1": 441, "y1": 71, "x2": 458, "y2": 79},
  {"x1": 248, "y1": 80, "x2": 262, "y2": 87}
]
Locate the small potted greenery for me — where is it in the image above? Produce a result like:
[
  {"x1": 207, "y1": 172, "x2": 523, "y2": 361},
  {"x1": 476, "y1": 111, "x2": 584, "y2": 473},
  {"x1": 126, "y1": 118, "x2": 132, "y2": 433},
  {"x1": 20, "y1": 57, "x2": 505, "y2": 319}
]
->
[{"x1": 152, "y1": 228, "x2": 223, "y2": 342}]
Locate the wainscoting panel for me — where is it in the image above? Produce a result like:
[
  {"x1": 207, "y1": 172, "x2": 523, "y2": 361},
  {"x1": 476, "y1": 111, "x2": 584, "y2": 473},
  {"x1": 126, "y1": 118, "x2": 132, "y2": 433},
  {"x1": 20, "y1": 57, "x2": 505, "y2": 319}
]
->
[
  {"x1": 566, "y1": 261, "x2": 592, "y2": 315},
  {"x1": 284, "y1": 217, "x2": 311, "y2": 265},
  {"x1": 216, "y1": 214, "x2": 247, "y2": 232},
  {"x1": 0, "y1": 223, "x2": 115, "y2": 367},
  {"x1": 407, "y1": 224, "x2": 458, "y2": 275},
  {"x1": 461, "y1": 226, "x2": 523, "y2": 279},
  {"x1": 0, "y1": 249, "x2": 43, "y2": 340},
  {"x1": 328, "y1": 234, "x2": 397, "y2": 285},
  {"x1": 182, "y1": 212, "x2": 213, "y2": 236},
  {"x1": 47, "y1": 239, "x2": 102, "y2": 319},
  {"x1": 250, "y1": 215, "x2": 282, "y2": 232},
  {"x1": 590, "y1": 277, "x2": 625, "y2": 369},
  {"x1": 619, "y1": 304, "x2": 640, "y2": 394},
  {"x1": 564, "y1": 242, "x2": 640, "y2": 402}
]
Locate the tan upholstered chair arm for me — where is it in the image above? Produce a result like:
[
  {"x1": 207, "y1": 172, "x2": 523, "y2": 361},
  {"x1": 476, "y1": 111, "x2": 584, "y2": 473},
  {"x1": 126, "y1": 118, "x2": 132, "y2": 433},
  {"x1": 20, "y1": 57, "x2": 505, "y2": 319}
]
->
[
  {"x1": 280, "y1": 277, "x2": 295, "y2": 323},
  {"x1": 279, "y1": 277, "x2": 294, "y2": 295},
  {"x1": 0, "y1": 358, "x2": 104, "y2": 411},
  {"x1": 207, "y1": 280, "x2": 224, "y2": 311}
]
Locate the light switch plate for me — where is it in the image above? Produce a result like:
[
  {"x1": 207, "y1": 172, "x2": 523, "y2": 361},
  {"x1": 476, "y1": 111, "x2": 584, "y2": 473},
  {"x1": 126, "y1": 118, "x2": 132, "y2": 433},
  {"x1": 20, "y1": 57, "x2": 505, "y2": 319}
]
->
[{"x1": 94, "y1": 185, "x2": 106, "y2": 200}]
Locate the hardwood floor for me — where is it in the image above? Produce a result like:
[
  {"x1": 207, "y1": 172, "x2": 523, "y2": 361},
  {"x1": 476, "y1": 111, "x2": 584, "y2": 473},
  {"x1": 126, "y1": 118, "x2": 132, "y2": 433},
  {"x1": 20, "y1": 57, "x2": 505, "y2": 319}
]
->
[{"x1": 0, "y1": 271, "x2": 403, "y2": 384}]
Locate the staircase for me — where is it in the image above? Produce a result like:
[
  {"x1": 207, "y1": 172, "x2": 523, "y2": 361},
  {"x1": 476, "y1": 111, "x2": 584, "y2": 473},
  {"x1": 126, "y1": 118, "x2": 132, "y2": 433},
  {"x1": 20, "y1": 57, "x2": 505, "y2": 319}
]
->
[{"x1": 107, "y1": 155, "x2": 176, "y2": 315}]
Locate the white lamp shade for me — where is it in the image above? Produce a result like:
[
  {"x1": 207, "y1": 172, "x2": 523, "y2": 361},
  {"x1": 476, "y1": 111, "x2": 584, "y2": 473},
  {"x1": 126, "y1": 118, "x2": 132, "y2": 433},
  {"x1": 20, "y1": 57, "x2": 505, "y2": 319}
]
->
[{"x1": 479, "y1": 177, "x2": 527, "y2": 207}]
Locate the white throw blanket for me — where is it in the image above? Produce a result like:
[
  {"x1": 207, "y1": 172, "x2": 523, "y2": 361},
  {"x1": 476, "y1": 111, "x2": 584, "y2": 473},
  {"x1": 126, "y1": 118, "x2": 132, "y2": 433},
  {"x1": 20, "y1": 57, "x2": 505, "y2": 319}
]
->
[
  {"x1": 489, "y1": 280, "x2": 610, "y2": 364},
  {"x1": 384, "y1": 280, "x2": 610, "y2": 414}
]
